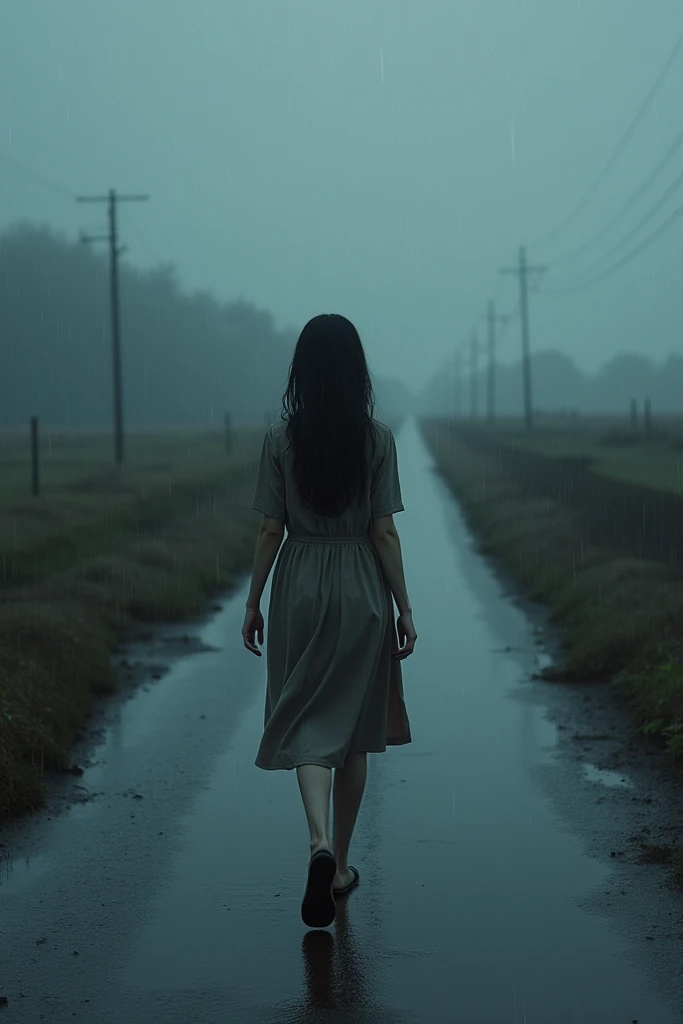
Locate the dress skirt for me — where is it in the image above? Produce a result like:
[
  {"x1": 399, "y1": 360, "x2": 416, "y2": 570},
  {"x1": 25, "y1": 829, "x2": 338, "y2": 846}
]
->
[{"x1": 254, "y1": 534, "x2": 412, "y2": 770}]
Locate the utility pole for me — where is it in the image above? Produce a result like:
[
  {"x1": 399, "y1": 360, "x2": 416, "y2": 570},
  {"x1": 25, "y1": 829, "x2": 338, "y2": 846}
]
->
[
  {"x1": 470, "y1": 329, "x2": 478, "y2": 420},
  {"x1": 454, "y1": 349, "x2": 463, "y2": 419},
  {"x1": 480, "y1": 300, "x2": 508, "y2": 425},
  {"x1": 499, "y1": 246, "x2": 546, "y2": 431},
  {"x1": 461, "y1": 329, "x2": 486, "y2": 421},
  {"x1": 77, "y1": 188, "x2": 149, "y2": 465}
]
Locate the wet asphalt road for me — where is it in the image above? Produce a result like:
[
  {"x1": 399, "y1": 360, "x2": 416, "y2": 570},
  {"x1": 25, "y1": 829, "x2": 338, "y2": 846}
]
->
[{"x1": 1, "y1": 416, "x2": 682, "y2": 1023}]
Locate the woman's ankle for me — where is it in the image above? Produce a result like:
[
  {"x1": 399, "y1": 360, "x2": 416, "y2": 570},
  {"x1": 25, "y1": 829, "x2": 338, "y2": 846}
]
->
[{"x1": 310, "y1": 838, "x2": 331, "y2": 856}]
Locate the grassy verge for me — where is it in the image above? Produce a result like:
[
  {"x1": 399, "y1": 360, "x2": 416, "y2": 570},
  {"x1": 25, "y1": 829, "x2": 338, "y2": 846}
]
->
[
  {"x1": 0, "y1": 429, "x2": 265, "y2": 821},
  {"x1": 420, "y1": 417, "x2": 683, "y2": 888}
]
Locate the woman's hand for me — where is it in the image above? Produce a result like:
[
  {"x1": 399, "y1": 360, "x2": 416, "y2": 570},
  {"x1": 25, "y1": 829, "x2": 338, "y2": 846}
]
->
[
  {"x1": 242, "y1": 606, "x2": 264, "y2": 656},
  {"x1": 394, "y1": 610, "x2": 417, "y2": 660}
]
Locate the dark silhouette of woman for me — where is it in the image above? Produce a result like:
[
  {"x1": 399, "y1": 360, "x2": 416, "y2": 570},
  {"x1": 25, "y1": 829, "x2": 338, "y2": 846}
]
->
[{"x1": 242, "y1": 313, "x2": 417, "y2": 928}]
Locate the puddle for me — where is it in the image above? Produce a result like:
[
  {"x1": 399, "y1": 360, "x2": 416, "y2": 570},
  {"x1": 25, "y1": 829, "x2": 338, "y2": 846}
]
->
[
  {"x1": 535, "y1": 650, "x2": 555, "y2": 672},
  {"x1": 582, "y1": 762, "x2": 635, "y2": 789}
]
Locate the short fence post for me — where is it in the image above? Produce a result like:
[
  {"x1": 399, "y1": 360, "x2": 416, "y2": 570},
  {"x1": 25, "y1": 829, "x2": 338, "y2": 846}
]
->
[
  {"x1": 644, "y1": 398, "x2": 652, "y2": 435},
  {"x1": 31, "y1": 415, "x2": 40, "y2": 496}
]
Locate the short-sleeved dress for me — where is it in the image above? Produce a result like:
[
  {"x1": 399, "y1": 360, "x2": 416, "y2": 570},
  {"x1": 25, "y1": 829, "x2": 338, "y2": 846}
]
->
[{"x1": 251, "y1": 417, "x2": 412, "y2": 770}]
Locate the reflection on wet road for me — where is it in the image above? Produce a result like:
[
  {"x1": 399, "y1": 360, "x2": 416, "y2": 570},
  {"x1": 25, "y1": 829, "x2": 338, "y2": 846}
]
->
[{"x1": 1, "y1": 417, "x2": 681, "y2": 1022}]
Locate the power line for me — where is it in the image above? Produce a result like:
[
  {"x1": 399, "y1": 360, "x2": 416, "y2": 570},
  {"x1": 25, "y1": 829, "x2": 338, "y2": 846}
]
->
[
  {"x1": 549, "y1": 123, "x2": 683, "y2": 267},
  {"x1": 528, "y1": 23, "x2": 683, "y2": 250},
  {"x1": 547, "y1": 157, "x2": 683, "y2": 285},
  {"x1": 571, "y1": 162, "x2": 683, "y2": 277},
  {"x1": 538, "y1": 200, "x2": 683, "y2": 294},
  {"x1": 0, "y1": 146, "x2": 74, "y2": 199}
]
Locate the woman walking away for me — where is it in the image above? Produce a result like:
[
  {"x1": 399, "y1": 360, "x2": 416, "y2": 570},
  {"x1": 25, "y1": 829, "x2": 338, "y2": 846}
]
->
[{"x1": 241, "y1": 313, "x2": 417, "y2": 929}]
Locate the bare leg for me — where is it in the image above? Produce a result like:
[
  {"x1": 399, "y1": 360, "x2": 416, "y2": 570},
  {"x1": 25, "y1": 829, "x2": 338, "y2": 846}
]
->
[
  {"x1": 332, "y1": 751, "x2": 367, "y2": 887},
  {"x1": 296, "y1": 764, "x2": 333, "y2": 856}
]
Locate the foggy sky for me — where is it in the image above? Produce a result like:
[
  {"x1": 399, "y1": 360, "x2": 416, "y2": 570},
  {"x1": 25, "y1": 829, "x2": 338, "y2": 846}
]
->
[{"x1": 1, "y1": 0, "x2": 682, "y2": 396}]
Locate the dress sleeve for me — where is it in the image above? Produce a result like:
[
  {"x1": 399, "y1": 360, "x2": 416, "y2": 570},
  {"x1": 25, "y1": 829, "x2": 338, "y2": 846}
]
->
[
  {"x1": 251, "y1": 426, "x2": 286, "y2": 520},
  {"x1": 370, "y1": 427, "x2": 404, "y2": 519}
]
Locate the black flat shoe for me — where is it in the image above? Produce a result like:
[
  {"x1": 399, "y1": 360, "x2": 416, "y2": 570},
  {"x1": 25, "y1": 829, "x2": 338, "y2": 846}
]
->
[
  {"x1": 332, "y1": 865, "x2": 359, "y2": 896},
  {"x1": 301, "y1": 850, "x2": 337, "y2": 928}
]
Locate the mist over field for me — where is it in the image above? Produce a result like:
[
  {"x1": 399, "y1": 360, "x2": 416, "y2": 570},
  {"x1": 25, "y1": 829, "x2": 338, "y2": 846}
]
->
[{"x1": 1, "y1": 2, "x2": 683, "y2": 425}]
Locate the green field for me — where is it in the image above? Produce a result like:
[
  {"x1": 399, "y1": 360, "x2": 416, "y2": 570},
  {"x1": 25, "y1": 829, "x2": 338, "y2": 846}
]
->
[
  {"x1": 0, "y1": 426, "x2": 266, "y2": 589},
  {"x1": 0, "y1": 424, "x2": 266, "y2": 504},
  {"x1": 466, "y1": 414, "x2": 683, "y2": 496}
]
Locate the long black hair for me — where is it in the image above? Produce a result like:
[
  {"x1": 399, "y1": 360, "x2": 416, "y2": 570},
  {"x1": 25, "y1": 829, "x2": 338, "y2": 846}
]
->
[{"x1": 280, "y1": 313, "x2": 379, "y2": 518}]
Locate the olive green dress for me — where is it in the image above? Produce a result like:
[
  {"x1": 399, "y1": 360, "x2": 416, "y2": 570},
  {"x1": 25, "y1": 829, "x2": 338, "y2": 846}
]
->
[{"x1": 251, "y1": 417, "x2": 412, "y2": 770}]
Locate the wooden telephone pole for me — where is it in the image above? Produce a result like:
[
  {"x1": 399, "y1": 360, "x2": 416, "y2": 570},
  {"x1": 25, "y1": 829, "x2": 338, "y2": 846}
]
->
[
  {"x1": 480, "y1": 300, "x2": 508, "y2": 424},
  {"x1": 454, "y1": 349, "x2": 463, "y2": 419},
  {"x1": 499, "y1": 246, "x2": 546, "y2": 431},
  {"x1": 463, "y1": 328, "x2": 487, "y2": 420},
  {"x1": 470, "y1": 329, "x2": 479, "y2": 420},
  {"x1": 77, "y1": 188, "x2": 149, "y2": 465}
]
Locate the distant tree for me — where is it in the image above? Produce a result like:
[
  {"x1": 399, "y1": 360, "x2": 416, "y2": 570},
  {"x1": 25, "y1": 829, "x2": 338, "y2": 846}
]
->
[{"x1": 0, "y1": 223, "x2": 295, "y2": 429}]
